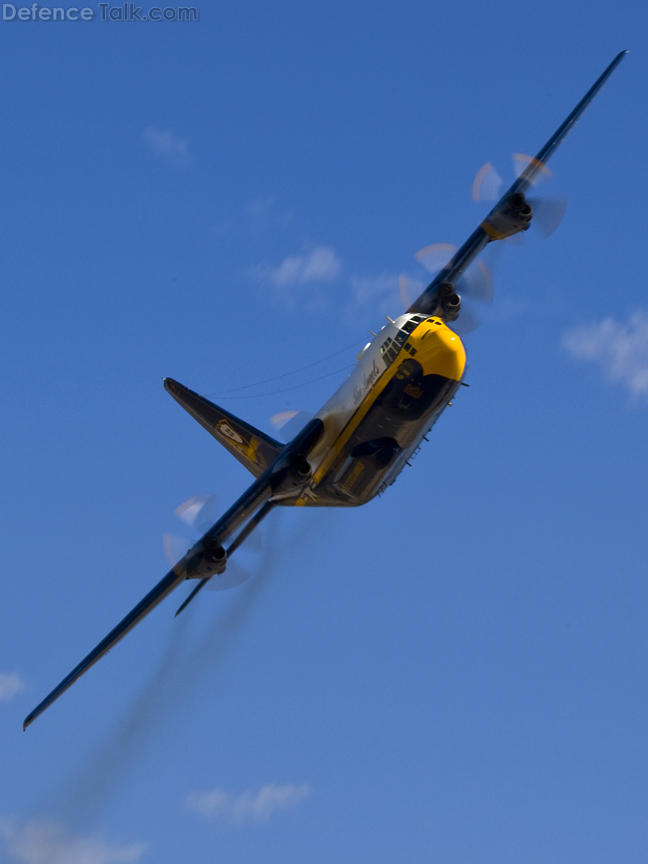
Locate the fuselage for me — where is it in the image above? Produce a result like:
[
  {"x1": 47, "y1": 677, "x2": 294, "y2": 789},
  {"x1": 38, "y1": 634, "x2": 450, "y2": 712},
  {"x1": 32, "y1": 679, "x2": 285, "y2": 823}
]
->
[{"x1": 282, "y1": 313, "x2": 466, "y2": 507}]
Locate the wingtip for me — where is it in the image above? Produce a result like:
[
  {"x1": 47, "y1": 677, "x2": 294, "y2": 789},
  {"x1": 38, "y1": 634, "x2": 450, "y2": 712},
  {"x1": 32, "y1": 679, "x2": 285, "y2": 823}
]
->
[{"x1": 23, "y1": 704, "x2": 42, "y2": 729}]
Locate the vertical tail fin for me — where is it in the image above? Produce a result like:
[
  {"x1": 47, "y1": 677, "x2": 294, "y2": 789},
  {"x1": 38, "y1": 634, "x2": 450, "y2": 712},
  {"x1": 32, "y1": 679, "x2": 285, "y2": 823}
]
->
[{"x1": 164, "y1": 378, "x2": 283, "y2": 477}]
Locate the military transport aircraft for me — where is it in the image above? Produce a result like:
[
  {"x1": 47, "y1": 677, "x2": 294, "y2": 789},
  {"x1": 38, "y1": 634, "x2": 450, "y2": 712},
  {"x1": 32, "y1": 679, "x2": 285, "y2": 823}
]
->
[{"x1": 23, "y1": 51, "x2": 627, "y2": 729}]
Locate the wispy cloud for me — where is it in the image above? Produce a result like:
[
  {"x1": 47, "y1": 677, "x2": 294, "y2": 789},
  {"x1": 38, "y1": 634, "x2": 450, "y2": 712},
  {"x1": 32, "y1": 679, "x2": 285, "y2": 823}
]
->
[
  {"x1": 142, "y1": 127, "x2": 191, "y2": 166},
  {"x1": 243, "y1": 197, "x2": 292, "y2": 231},
  {"x1": 242, "y1": 197, "x2": 275, "y2": 234},
  {"x1": 185, "y1": 783, "x2": 311, "y2": 829},
  {"x1": 0, "y1": 673, "x2": 25, "y2": 703},
  {"x1": 562, "y1": 310, "x2": 648, "y2": 399},
  {"x1": 342, "y1": 272, "x2": 424, "y2": 325},
  {"x1": 349, "y1": 272, "x2": 399, "y2": 306},
  {"x1": 214, "y1": 198, "x2": 292, "y2": 237},
  {"x1": 0, "y1": 819, "x2": 146, "y2": 864},
  {"x1": 263, "y1": 246, "x2": 341, "y2": 288},
  {"x1": 349, "y1": 272, "x2": 424, "y2": 308}
]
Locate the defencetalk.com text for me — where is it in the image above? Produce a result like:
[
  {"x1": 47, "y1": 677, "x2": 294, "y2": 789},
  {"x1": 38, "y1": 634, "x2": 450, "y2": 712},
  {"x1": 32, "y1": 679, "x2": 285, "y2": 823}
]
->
[{"x1": 2, "y1": 3, "x2": 199, "y2": 20}]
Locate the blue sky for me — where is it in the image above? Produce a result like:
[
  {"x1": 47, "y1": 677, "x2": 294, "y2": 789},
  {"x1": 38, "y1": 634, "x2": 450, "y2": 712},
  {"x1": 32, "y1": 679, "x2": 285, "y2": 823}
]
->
[{"x1": 1, "y1": 2, "x2": 647, "y2": 863}]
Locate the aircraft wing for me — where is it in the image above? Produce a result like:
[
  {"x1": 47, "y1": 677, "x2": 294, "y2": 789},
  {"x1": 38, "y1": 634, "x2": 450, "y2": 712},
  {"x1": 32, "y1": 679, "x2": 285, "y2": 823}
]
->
[
  {"x1": 23, "y1": 417, "x2": 324, "y2": 729},
  {"x1": 23, "y1": 567, "x2": 185, "y2": 730},
  {"x1": 408, "y1": 50, "x2": 628, "y2": 316},
  {"x1": 23, "y1": 471, "x2": 273, "y2": 731}
]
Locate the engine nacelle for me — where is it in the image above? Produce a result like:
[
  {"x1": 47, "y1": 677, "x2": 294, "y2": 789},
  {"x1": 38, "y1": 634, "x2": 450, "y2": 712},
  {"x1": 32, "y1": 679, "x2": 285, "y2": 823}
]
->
[
  {"x1": 271, "y1": 450, "x2": 312, "y2": 494},
  {"x1": 482, "y1": 191, "x2": 533, "y2": 240},
  {"x1": 185, "y1": 535, "x2": 227, "y2": 579},
  {"x1": 435, "y1": 282, "x2": 461, "y2": 322},
  {"x1": 270, "y1": 417, "x2": 323, "y2": 495}
]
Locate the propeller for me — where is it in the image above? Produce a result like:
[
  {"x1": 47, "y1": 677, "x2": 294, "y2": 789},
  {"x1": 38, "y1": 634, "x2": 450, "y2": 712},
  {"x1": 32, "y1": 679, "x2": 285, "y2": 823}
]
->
[
  {"x1": 175, "y1": 493, "x2": 219, "y2": 534},
  {"x1": 411, "y1": 242, "x2": 495, "y2": 335},
  {"x1": 163, "y1": 494, "x2": 260, "y2": 594},
  {"x1": 270, "y1": 410, "x2": 314, "y2": 443},
  {"x1": 398, "y1": 275, "x2": 424, "y2": 311},
  {"x1": 405, "y1": 154, "x2": 566, "y2": 335},
  {"x1": 472, "y1": 153, "x2": 567, "y2": 239}
]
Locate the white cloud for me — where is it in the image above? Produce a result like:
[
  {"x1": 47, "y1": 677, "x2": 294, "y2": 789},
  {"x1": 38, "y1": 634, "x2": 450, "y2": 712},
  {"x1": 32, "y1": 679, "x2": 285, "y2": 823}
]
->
[
  {"x1": 562, "y1": 310, "x2": 648, "y2": 399},
  {"x1": 142, "y1": 127, "x2": 191, "y2": 166},
  {"x1": 214, "y1": 199, "x2": 292, "y2": 238},
  {"x1": 185, "y1": 783, "x2": 311, "y2": 828},
  {"x1": 349, "y1": 272, "x2": 424, "y2": 308},
  {"x1": 342, "y1": 272, "x2": 424, "y2": 325},
  {"x1": 243, "y1": 198, "x2": 293, "y2": 232},
  {"x1": 244, "y1": 197, "x2": 274, "y2": 220},
  {"x1": 243, "y1": 197, "x2": 274, "y2": 232},
  {"x1": 266, "y1": 246, "x2": 341, "y2": 288},
  {"x1": 0, "y1": 673, "x2": 25, "y2": 703},
  {"x1": 0, "y1": 819, "x2": 146, "y2": 864},
  {"x1": 349, "y1": 272, "x2": 398, "y2": 306}
]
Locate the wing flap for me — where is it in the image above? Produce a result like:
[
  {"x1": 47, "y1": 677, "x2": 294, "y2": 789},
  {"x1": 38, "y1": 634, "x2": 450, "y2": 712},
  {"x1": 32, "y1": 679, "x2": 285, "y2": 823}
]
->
[{"x1": 164, "y1": 378, "x2": 283, "y2": 478}]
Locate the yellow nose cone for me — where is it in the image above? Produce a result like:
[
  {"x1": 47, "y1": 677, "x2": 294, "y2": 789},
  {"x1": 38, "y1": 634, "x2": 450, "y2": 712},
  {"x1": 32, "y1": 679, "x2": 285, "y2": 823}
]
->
[{"x1": 414, "y1": 319, "x2": 466, "y2": 381}]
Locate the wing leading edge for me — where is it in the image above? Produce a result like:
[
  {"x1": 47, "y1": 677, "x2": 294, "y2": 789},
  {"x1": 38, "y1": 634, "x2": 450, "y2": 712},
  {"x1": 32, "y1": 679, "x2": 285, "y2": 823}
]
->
[
  {"x1": 23, "y1": 568, "x2": 184, "y2": 730},
  {"x1": 23, "y1": 470, "x2": 276, "y2": 730},
  {"x1": 408, "y1": 50, "x2": 628, "y2": 316},
  {"x1": 23, "y1": 418, "x2": 324, "y2": 729}
]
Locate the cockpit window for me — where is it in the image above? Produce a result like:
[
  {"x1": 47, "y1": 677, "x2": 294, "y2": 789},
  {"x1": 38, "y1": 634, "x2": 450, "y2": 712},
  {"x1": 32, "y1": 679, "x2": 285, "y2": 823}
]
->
[
  {"x1": 381, "y1": 317, "x2": 425, "y2": 366},
  {"x1": 380, "y1": 337, "x2": 399, "y2": 366},
  {"x1": 394, "y1": 318, "x2": 418, "y2": 345}
]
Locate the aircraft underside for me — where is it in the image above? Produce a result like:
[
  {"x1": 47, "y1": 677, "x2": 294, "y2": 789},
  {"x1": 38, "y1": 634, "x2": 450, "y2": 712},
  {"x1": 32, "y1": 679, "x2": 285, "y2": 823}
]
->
[{"x1": 294, "y1": 367, "x2": 460, "y2": 507}]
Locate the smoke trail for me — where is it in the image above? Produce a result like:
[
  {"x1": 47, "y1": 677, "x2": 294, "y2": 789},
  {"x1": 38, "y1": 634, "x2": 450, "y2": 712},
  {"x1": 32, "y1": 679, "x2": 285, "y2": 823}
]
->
[
  {"x1": 50, "y1": 547, "x2": 276, "y2": 827},
  {"x1": 48, "y1": 612, "x2": 192, "y2": 828},
  {"x1": 35, "y1": 507, "x2": 330, "y2": 827},
  {"x1": 38, "y1": 510, "x2": 302, "y2": 828}
]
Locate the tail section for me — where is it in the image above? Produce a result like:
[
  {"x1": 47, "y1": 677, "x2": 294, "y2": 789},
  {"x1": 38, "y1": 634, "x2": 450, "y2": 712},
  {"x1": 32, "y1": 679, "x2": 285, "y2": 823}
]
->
[{"x1": 164, "y1": 378, "x2": 283, "y2": 478}]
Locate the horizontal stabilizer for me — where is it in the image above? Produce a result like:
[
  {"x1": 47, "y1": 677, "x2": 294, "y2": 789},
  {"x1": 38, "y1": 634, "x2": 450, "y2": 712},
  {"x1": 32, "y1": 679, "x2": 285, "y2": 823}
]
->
[{"x1": 164, "y1": 378, "x2": 283, "y2": 478}]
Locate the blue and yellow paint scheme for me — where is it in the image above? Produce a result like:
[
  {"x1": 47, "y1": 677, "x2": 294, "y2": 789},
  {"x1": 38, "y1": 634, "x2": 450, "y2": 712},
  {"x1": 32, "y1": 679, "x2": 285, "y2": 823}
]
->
[
  {"x1": 163, "y1": 312, "x2": 465, "y2": 509},
  {"x1": 22, "y1": 51, "x2": 627, "y2": 730},
  {"x1": 299, "y1": 314, "x2": 465, "y2": 506}
]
